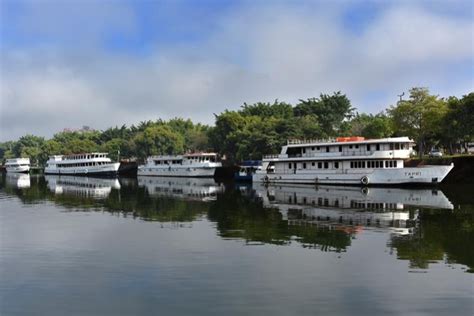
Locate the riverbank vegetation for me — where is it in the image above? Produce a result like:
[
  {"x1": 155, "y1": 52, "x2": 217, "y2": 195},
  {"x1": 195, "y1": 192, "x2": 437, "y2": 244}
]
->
[{"x1": 1, "y1": 87, "x2": 472, "y2": 165}]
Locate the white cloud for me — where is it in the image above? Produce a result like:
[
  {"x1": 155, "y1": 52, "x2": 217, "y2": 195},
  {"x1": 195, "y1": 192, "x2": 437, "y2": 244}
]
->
[{"x1": 0, "y1": 2, "x2": 473, "y2": 140}]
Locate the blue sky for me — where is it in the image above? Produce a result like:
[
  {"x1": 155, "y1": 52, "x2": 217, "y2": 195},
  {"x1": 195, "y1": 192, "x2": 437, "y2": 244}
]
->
[{"x1": 1, "y1": 0, "x2": 473, "y2": 140}]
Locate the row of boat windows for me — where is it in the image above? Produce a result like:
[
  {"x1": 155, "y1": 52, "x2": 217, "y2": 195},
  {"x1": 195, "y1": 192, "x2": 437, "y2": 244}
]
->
[
  {"x1": 289, "y1": 162, "x2": 338, "y2": 169},
  {"x1": 154, "y1": 157, "x2": 215, "y2": 165},
  {"x1": 155, "y1": 160, "x2": 183, "y2": 165},
  {"x1": 64, "y1": 154, "x2": 107, "y2": 160},
  {"x1": 350, "y1": 160, "x2": 398, "y2": 168},
  {"x1": 6, "y1": 164, "x2": 29, "y2": 167},
  {"x1": 287, "y1": 160, "x2": 398, "y2": 170},
  {"x1": 300, "y1": 143, "x2": 409, "y2": 153},
  {"x1": 48, "y1": 162, "x2": 112, "y2": 168}
]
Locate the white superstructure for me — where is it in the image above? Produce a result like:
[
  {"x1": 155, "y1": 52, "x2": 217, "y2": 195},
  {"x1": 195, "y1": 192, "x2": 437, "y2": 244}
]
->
[
  {"x1": 44, "y1": 153, "x2": 120, "y2": 176},
  {"x1": 5, "y1": 158, "x2": 30, "y2": 173},
  {"x1": 254, "y1": 137, "x2": 454, "y2": 185},
  {"x1": 138, "y1": 153, "x2": 221, "y2": 177}
]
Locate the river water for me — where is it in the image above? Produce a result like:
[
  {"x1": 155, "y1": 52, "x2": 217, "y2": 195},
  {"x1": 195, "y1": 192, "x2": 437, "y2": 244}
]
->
[{"x1": 1, "y1": 174, "x2": 473, "y2": 315}]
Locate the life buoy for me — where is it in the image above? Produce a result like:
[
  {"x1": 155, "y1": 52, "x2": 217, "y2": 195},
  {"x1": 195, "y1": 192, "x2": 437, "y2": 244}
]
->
[{"x1": 361, "y1": 176, "x2": 369, "y2": 185}]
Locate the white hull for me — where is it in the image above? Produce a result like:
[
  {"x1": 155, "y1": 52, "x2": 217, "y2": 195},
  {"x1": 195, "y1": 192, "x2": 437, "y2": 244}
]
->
[
  {"x1": 45, "y1": 162, "x2": 120, "y2": 175},
  {"x1": 6, "y1": 165, "x2": 30, "y2": 173},
  {"x1": 137, "y1": 165, "x2": 219, "y2": 177},
  {"x1": 253, "y1": 163, "x2": 454, "y2": 185}
]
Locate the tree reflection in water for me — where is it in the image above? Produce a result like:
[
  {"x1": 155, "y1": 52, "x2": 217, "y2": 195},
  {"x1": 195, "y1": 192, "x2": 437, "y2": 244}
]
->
[{"x1": 1, "y1": 174, "x2": 473, "y2": 272}]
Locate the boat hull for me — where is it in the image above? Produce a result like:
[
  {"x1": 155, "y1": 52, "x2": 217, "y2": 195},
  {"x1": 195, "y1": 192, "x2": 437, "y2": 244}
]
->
[
  {"x1": 6, "y1": 166, "x2": 30, "y2": 173},
  {"x1": 137, "y1": 166, "x2": 217, "y2": 177},
  {"x1": 253, "y1": 163, "x2": 454, "y2": 185}
]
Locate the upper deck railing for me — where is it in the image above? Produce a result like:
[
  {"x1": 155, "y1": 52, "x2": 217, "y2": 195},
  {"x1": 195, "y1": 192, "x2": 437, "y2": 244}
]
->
[{"x1": 287, "y1": 138, "x2": 336, "y2": 145}]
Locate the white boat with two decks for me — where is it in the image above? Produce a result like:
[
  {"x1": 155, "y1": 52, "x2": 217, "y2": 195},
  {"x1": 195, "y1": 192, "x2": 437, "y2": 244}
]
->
[
  {"x1": 5, "y1": 158, "x2": 30, "y2": 173},
  {"x1": 138, "y1": 153, "x2": 221, "y2": 177},
  {"x1": 44, "y1": 153, "x2": 120, "y2": 176},
  {"x1": 254, "y1": 136, "x2": 454, "y2": 185}
]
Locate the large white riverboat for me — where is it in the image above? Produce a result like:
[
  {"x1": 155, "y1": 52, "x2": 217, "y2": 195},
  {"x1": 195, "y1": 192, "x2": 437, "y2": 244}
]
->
[
  {"x1": 138, "y1": 153, "x2": 221, "y2": 177},
  {"x1": 5, "y1": 158, "x2": 30, "y2": 173},
  {"x1": 44, "y1": 153, "x2": 120, "y2": 176},
  {"x1": 254, "y1": 137, "x2": 454, "y2": 185}
]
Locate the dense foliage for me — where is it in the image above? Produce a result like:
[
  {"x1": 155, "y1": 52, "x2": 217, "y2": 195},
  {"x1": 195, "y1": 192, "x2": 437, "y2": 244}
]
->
[{"x1": 1, "y1": 88, "x2": 472, "y2": 165}]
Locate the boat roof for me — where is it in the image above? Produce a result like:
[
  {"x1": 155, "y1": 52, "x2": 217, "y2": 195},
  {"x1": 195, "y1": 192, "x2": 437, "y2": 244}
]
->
[{"x1": 286, "y1": 137, "x2": 414, "y2": 148}]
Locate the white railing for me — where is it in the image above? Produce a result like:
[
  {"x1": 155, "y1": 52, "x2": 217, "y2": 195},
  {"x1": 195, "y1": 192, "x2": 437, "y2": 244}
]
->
[
  {"x1": 263, "y1": 154, "x2": 280, "y2": 159},
  {"x1": 287, "y1": 138, "x2": 336, "y2": 145}
]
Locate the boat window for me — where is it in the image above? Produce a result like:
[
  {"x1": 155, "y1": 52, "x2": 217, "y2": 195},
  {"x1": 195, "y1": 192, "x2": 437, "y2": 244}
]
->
[
  {"x1": 324, "y1": 162, "x2": 328, "y2": 169},
  {"x1": 385, "y1": 161, "x2": 389, "y2": 168},
  {"x1": 389, "y1": 143, "x2": 394, "y2": 150},
  {"x1": 334, "y1": 162, "x2": 339, "y2": 169},
  {"x1": 318, "y1": 162, "x2": 322, "y2": 169},
  {"x1": 312, "y1": 162, "x2": 315, "y2": 167},
  {"x1": 376, "y1": 144, "x2": 380, "y2": 151},
  {"x1": 367, "y1": 144, "x2": 370, "y2": 151},
  {"x1": 349, "y1": 145, "x2": 353, "y2": 149},
  {"x1": 316, "y1": 146, "x2": 320, "y2": 150},
  {"x1": 395, "y1": 143, "x2": 400, "y2": 150},
  {"x1": 326, "y1": 147, "x2": 330, "y2": 153},
  {"x1": 355, "y1": 145, "x2": 359, "y2": 149},
  {"x1": 303, "y1": 163, "x2": 307, "y2": 169},
  {"x1": 289, "y1": 163, "x2": 292, "y2": 169},
  {"x1": 339, "y1": 146, "x2": 342, "y2": 152},
  {"x1": 362, "y1": 161, "x2": 365, "y2": 168},
  {"x1": 311, "y1": 147, "x2": 315, "y2": 150},
  {"x1": 302, "y1": 148, "x2": 306, "y2": 154}
]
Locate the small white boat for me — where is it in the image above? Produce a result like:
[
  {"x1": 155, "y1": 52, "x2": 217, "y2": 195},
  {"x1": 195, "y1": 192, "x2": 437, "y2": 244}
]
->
[
  {"x1": 44, "y1": 153, "x2": 120, "y2": 176},
  {"x1": 138, "y1": 153, "x2": 221, "y2": 177},
  {"x1": 254, "y1": 137, "x2": 454, "y2": 185},
  {"x1": 5, "y1": 158, "x2": 30, "y2": 173}
]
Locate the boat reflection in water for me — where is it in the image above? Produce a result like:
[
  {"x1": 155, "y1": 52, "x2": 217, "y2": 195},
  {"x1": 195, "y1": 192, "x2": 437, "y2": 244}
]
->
[
  {"x1": 254, "y1": 184, "x2": 454, "y2": 235},
  {"x1": 5, "y1": 173, "x2": 31, "y2": 189},
  {"x1": 45, "y1": 175, "x2": 121, "y2": 199},
  {"x1": 138, "y1": 176, "x2": 224, "y2": 202}
]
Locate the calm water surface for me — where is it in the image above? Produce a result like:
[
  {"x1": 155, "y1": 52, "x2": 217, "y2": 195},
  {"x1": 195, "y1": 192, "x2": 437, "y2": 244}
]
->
[{"x1": 1, "y1": 174, "x2": 473, "y2": 315}]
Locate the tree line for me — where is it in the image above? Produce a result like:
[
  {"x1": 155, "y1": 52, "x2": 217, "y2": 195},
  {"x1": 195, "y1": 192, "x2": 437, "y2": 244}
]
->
[{"x1": 1, "y1": 87, "x2": 472, "y2": 165}]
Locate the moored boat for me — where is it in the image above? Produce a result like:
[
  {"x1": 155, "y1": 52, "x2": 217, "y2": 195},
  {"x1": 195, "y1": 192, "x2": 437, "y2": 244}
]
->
[
  {"x1": 5, "y1": 158, "x2": 30, "y2": 173},
  {"x1": 44, "y1": 153, "x2": 120, "y2": 176},
  {"x1": 254, "y1": 137, "x2": 453, "y2": 185},
  {"x1": 138, "y1": 153, "x2": 221, "y2": 177},
  {"x1": 234, "y1": 160, "x2": 262, "y2": 181}
]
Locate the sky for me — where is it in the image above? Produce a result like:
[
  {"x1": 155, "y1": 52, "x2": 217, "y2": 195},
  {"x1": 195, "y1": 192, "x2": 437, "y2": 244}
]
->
[{"x1": 0, "y1": 0, "x2": 473, "y2": 141}]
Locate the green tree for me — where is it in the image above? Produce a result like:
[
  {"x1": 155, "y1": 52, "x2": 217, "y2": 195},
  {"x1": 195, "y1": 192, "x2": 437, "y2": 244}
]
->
[
  {"x1": 133, "y1": 125, "x2": 185, "y2": 159},
  {"x1": 294, "y1": 92, "x2": 354, "y2": 136},
  {"x1": 388, "y1": 87, "x2": 447, "y2": 156},
  {"x1": 350, "y1": 113, "x2": 393, "y2": 139}
]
